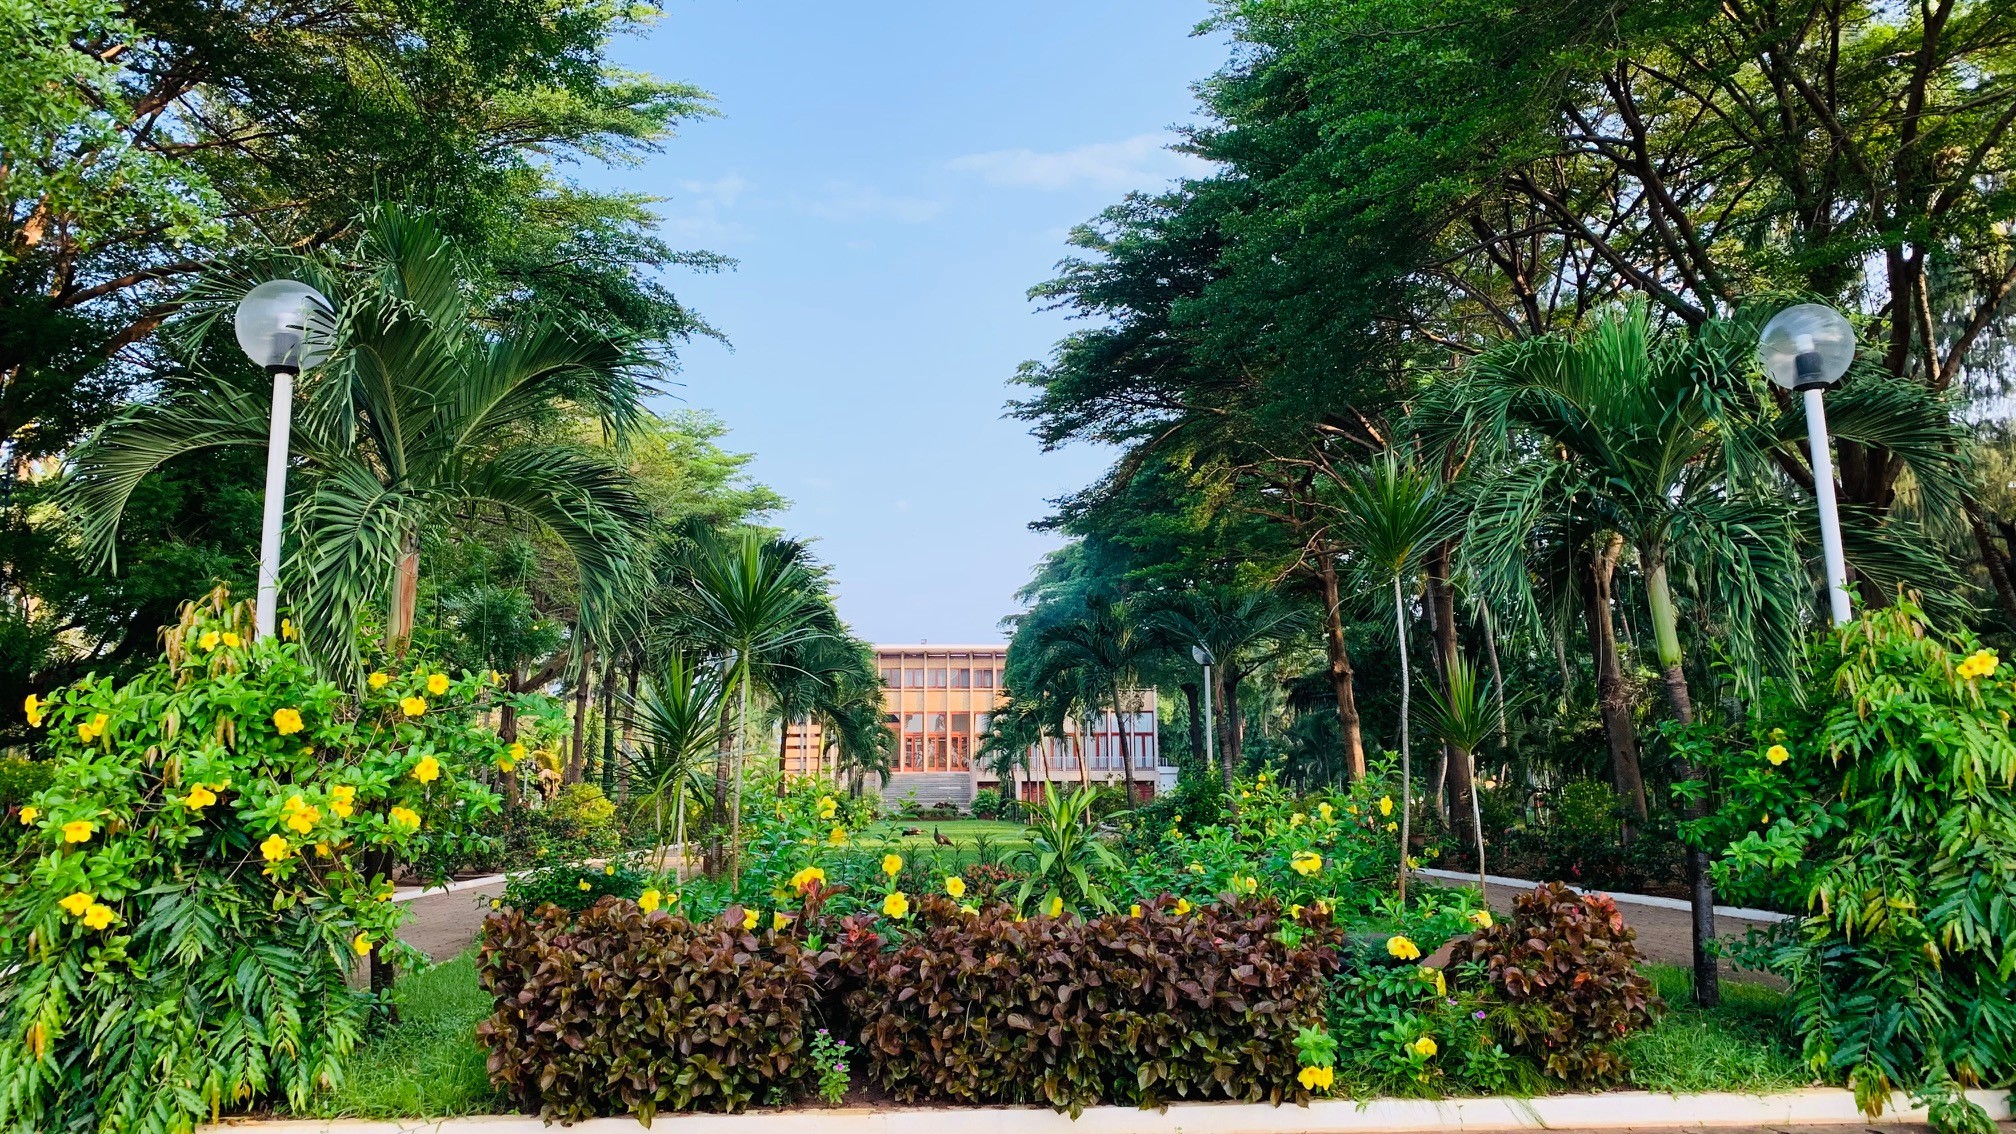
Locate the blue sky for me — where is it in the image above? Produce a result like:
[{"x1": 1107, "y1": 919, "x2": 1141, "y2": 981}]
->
[{"x1": 586, "y1": 1, "x2": 1226, "y2": 644}]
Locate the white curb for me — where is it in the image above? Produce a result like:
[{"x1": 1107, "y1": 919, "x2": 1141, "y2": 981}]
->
[
  {"x1": 1414, "y1": 867, "x2": 1793, "y2": 923},
  {"x1": 203, "y1": 1087, "x2": 2012, "y2": 1133}
]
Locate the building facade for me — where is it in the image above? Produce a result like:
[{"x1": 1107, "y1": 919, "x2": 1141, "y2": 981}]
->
[{"x1": 782, "y1": 643, "x2": 1174, "y2": 808}]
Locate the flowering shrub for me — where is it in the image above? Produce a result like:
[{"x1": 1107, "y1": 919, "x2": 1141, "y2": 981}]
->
[
  {"x1": 1449, "y1": 882, "x2": 1659, "y2": 1084},
  {"x1": 1706, "y1": 602, "x2": 2016, "y2": 1134},
  {"x1": 830, "y1": 895, "x2": 1345, "y2": 1114},
  {"x1": 500, "y1": 858, "x2": 650, "y2": 912},
  {"x1": 0, "y1": 591, "x2": 502, "y2": 1134},
  {"x1": 477, "y1": 899, "x2": 824, "y2": 1120}
]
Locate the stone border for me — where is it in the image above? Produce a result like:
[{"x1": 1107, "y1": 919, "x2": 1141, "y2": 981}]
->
[
  {"x1": 1413, "y1": 867, "x2": 1792, "y2": 923},
  {"x1": 205, "y1": 1088, "x2": 2011, "y2": 1133}
]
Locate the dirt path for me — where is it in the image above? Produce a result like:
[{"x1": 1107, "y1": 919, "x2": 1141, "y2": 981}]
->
[
  {"x1": 396, "y1": 880, "x2": 506, "y2": 961},
  {"x1": 1456, "y1": 876, "x2": 1784, "y2": 984}
]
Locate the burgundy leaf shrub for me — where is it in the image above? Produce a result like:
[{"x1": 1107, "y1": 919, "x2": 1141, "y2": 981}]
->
[
  {"x1": 476, "y1": 900, "x2": 823, "y2": 1121},
  {"x1": 1450, "y1": 882, "x2": 1661, "y2": 1084}
]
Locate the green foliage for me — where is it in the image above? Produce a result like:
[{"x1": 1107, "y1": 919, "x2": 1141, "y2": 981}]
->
[
  {"x1": 1623, "y1": 965, "x2": 1814, "y2": 1095},
  {"x1": 296, "y1": 954, "x2": 501, "y2": 1119},
  {"x1": 1326, "y1": 958, "x2": 1526, "y2": 1097},
  {"x1": 1452, "y1": 883, "x2": 1661, "y2": 1085},
  {"x1": 477, "y1": 899, "x2": 824, "y2": 1120},
  {"x1": 0, "y1": 591, "x2": 502, "y2": 1134},
  {"x1": 500, "y1": 858, "x2": 648, "y2": 914},
  {"x1": 1012, "y1": 785, "x2": 1124, "y2": 914},
  {"x1": 834, "y1": 895, "x2": 1345, "y2": 1113},
  {"x1": 968, "y1": 787, "x2": 1004, "y2": 819},
  {"x1": 1707, "y1": 602, "x2": 2016, "y2": 1132},
  {"x1": 809, "y1": 1029, "x2": 852, "y2": 1105},
  {"x1": 0, "y1": 755, "x2": 52, "y2": 810}
]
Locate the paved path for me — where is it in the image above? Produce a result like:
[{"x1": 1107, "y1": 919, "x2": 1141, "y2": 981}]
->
[
  {"x1": 397, "y1": 880, "x2": 506, "y2": 961},
  {"x1": 1454, "y1": 876, "x2": 1784, "y2": 984}
]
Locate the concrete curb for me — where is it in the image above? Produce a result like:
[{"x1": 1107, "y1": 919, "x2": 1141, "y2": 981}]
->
[
  {"x1": 203, "y1": 1088, "x2": 2013, "y2": 1133},
  {"x1": 1413, "y1": 867, "x2": 1793, "y2": 923}
]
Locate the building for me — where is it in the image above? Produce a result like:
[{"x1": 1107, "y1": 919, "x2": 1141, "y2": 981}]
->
[{"x1": 782, "y1": 643, "x2": 1174, "y2": 808}]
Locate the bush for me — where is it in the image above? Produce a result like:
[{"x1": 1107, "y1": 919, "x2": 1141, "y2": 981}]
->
[
  {"x1": 476, "y1": 899, "x2": 824, "y2": 1120},
  {"x1": 0, "y1": 591, "x2": 503, "y2": 1134},
  {"x1": 1451, "y1": 882, "x2": 1660, "y2": 1084},
  {"x1": 833, "y1": 895, "x2": 1345, "y2": 1114},
  {"x1": 500, "y1": 859, "x2": 649, "y2": 912},
  {"x1": 969, "y1": 787, "x2": 1003, "y2": 818},
  {"x1": 0, "y1": 754, "x2": 52, "y2": 810},
  {"x1": 1705, "y1": 602, "x2": 2016, "y2": 1133}
]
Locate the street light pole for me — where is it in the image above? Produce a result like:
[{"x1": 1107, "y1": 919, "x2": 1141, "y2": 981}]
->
[
  {"x1": 232, "y1": 280, "x2": 334, "y2": 638},
  {"x1": 1759, "y1": 304, "x2": 1858, "y2": 628},
  {"x1": 1191, "y1": 644, "x2": 1215, "y2": 779}
]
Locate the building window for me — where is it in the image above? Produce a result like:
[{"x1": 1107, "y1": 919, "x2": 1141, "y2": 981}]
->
[
  {"x1": 928, "y1": 713, "x2": 947, "y2": 733},
  {"x1": 927, "y1": 668, "x2": 947, "y2": 688},
  {"x1": 951, "y1": 712, "x2": 969, "y2": 734},
  {"x1": 883, "y1": 712, "x2": 899, "y2": 725},
  {"x1": 950, "y1": 734, "x2": 970, "y2": 769},
  {"x1": 974, "y1": 667, "x2": 994, "y2": 689},
  {"x1": 903, "y1": 734, "x2": 924, "y2": 771},
  {"x1": 879, "y1": 667, "x2": 900, "y2": 687},
  {"x1": 905, "y1": 668, "x2": 924, "y2": 687},
  {"x1": 975, "y1": 713, "x2": 991, "y2": 734},
  {"x1": 905, "y1": 713, "x2": 923, "y2": 733}
]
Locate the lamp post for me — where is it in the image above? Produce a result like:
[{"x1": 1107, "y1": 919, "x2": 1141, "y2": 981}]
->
[
  {"x1": 232, "y1": 280, "x2": 335, "y2": 638},
  {"x1": 1190, "y1": 644, "x2": 1215, "y2": 778},
  {"x1": 1758, "y1": 304, "x2": 1858, "y2": 627}
]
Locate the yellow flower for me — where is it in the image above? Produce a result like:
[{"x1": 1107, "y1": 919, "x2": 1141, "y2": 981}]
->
[
  {"x1": 1386, "y1": 935, "x2": 1421, "y2": 960},
  {"x1": 76, "y1": 714, "x2": 107, "y2": 742},
  {"x1": 828, "y1": 825, "x2": 848, "y2": 845},
  {"x1": 1174, "y1": 898, "x2": 1192, "y2": 915},
  {"x1": 817, "y1": 796, "x2": 838, "y2": 819},
  {"x1": 281, "y1": 618, "x2": 296, "y2": 640},
  {"x1": 285, "y1": 806, "x2": 320, "y2": 834},
  {"x1": 283, "y1": 793, "x2": 306, "y2": 812},
  {"x1": 577, "y1": 880, "x2": 591, "y2": 891},
  {"x1": 1347, "y1": 804, "x2": 1359, "y2": 816},
  {"x1": 1187, "y1": 862, "x2": 1205, "y2": 875},
  {"x1": 332, "y1": 783, "x2": 356, "y2": 803},
  {"x1": 1297, "y1": 1065, "x2": 1334, "y2": 1090},
  {"x1": 1044, "y1": 895, "x2": 1063, "y2": 917},
  {"x1": 1765, "y1": 744, "x2": 1790, "y2": 766},
  {"x1": 603, "y1": 864, "x2": 615, "y2": 875},
  {"x1": 1422, "y1": 966, "x2": 1447, "y2": 997},
  {"x1": 1291, "y1": 850, "x2": 1323, "y2": 876},
  {"x1": 411, "y1": 756, "x2": 440, "y2": 783},
  {"x1": 959, "y1": 903, "x2": 978, "y2": 916},
  {"x1": 1130, "y1": 903, "x2": 1143, "y2": 918},
  {"x1": 427, "y1": 673, "x2": 450, "y2": 696},
  {"x1": 272, "y1": 707, "x2": 304, "y2": 735},
  {"x1": 489, "y1": 670, "x2": 502, "y2": 684},
  {"x1": 388, "y1": 805, "x2": 420, "y2": 831},
  {"x1": 1378, "y1": 795, "x2": 1394, "y2": 817},
  {"x1": 1317, "y1": 802, "x2": 1333, "y2": 820},
  {"x1": 1289, "y1": 902, "x2": 1305, "y2": 919},
  {"x1": 23, "y1": 693, "x2": 42, "y2": 727},
  {"x1": 883, "y1": 891, "x2": 911, "y2": 918},
  {"x1": 741, "y1": 907, "x2": 760, "y2": 930},
  {"x1": 508, "y1": 742, "x2": 527, "y2": 762},
  {"x1": 183, "y1": 785, "x2": 217, "y2": 812},
  {"x1": 1958, "y1": 649, "x2": 1999, "y2": 680},
  {"x1": 368, "y1": 672, "x2": 391, "y2": 690},
  {"x1": 1314, "y1": 899, "x2": 1332, "y2": 915},
  {"x1": 82, "y1": 903, "x2": 116, "y2": 930},
  {"x1": 18, "y1": 806, "x2": 39, "y2": 825},
  {"x1": 773, "y1": 911, "x2": 791, "y2": 931},
  {"x1": 61, "y1": 819, "x2": 95, "y2": 843},
  {"x1": 1233, "y1": 874, "x2": 1258, "y2": 895},
  {"x1": 59, "y1": 892, "x2": 95, "y2": 916},
  {"x1": 352, "y1": 933, "x2": 373, "y2": 956},
  {"x1": 315, "y1": 842, "x2": 331, "y2": 857},
  {"x1": 1290, "y1": 812, "x2": 1306, "y2": 828},
  {"x1": 1409, "y1": 1036, "x2": 1438, "y2": 1058},
  {"x1": 1386, "y1": 822, "x2": 1398, "y2": 833},
  {"x1": 399, "y1": 696, "x2": 427, "y2": 717},
  {"x1": 221, "y1": 631, "x2": 240, "y2": 649},
  {"x1": 199, "y1": 631, "x2": 220, "y2": 651},
  {"x1": 787, "y1": 866, "x2": 828, "y2": 895},
  {"x1": 260, "y1": 834, "x2": 291, "y2": 862},
  {"x1": 882, "y1": 853, "x2": 903, "y2": 877},
  {"x1": 490, "y1": 898, "x2": 502, "y2": 910},
  {"x1": 639, "y1": 889, "x2": 662, "y2": 913},
  {"x1": 1468, "y1": 909, "x2": 1493, "y2": 929}
]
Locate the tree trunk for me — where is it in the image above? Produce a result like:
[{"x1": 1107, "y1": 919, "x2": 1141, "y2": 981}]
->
[
  {"x1": 1222, "y1": 663, "x2": 1244, "y2": 790},
  {"x1": 1393, "y1": 575, "x2": 1413, "y2": 902},
  {"x1": 498, "y1": 671, "x2": 521, "y2": 810},
  {"x1": 1426, "y1": 543, "x2": 1471, "y2": 843},
  {"x1": 1643, "y1": 551, "x2": 1719, "y2": 1009},
  {"x1": 1586, "y1": 533, "x2": 1648, "y2": 834},
  {"x1": 1460, "y1": 743, "x2": 1488, "y2": 894},
  {"x1": 388, "y1": 529, "x2": 421, "y2": 655},
  {"x1": 1317, "y1": 551, "x2": 1368, "y2": 779},
  {"x1": 620, "y1": 660, "x2": 641, "y2": 805},
  {"x1": 1965, "y1": 498, "x2": 2016, "y2": 624},
  {"x1": 1480, "y1": 602, "x2": 1509, "y2": 749},
  {"x1": 567, "y1": 645, "x2": 594, "y2": 784},
  {"x1": 1112, "y1": 683, "x2": 1137, "y2": 800},
  {"x1": 708, "y1": 672, "x2": 733, "y2": 877},
  {"x1": 598, "y1": 654, "x2": 620, "y2": 796},
  {"x1": 731, "y1": 656, "x2": 751, "y2": 887},
  {"x1": 1180, "y1": 681, "x2": 1203, "y2": 770}
]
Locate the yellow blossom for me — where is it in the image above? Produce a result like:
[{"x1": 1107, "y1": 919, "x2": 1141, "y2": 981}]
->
[
  {"x1": 604, "y1": 864, "x2": 615, "y2": 875},
  {"x1": 77, "y1": 714, "x2": 107, "y2": 742},
  {"x1": 883, "y1": 891, "x2": 911, "y2": 918},
  {"x1": 1289, "y1": 812, "x2": 1306, "y2": 828},
  {"x1": 577, "y1": 880, "x2": 591, "y2": 891},
  {"x1": 1468, "y1": 909, "x2": 1493, "y2": 929},
  {"x1": 199, "y1": 631, "x2": 220, "y2": 651},
  {"x1": 260, "y1": 834, "x2": 291, "y2": 862},
  {"x1": 388, "y1": 805, "x2": 420, "y2": 831},
  {"x1": 817, "y1": 796, "x2": 837, "y2": 819},
  {"x1": 1047, "y1": 895, "x2": 1064, "y2": 917},
  {"x1": 1386, "y1": 935, "x2": 1421, "y2": 960},
  {"x1": 281, "y1": 618, "x2": 296, "y2": 640},
  {"x1": 61, "y1": 819, "x2": 95, "y2": 843},
  {"x1": 285, "y1": 806, "x2": 320, "y2": 834},
  {"x1": 1766, "y1": 744, "x2": 1790, "y2": 766},
  {"x1": 82, "y1": 903, "x2": 116, "y2": 930},
  {"x1": 1187, "y1": 862, "x2": 1205, "y2": 875},
  {"x1": 1130, "y1": 903, "x2": 1143, "y2": 918},
  {"x1": 23, "y1": 693, "x2": 42, "y2": 727},
  {"x1": 1386, "y1": 822, "x2": 1398, "y2": 833},
  {"x1": 882, "y1": 853, "x2": 903, "y2": 877},
  {"x1": 639, "y1": 889, "x2": 662, "y2": 913},
  {"x1": 1174, "y1": 898, "x2": 1192, "y2": 915},
  {"x1": 944, "y1": 876, "x2": 966, "y2": 899},
  {"x1": 773, "y1": 911, "x2": 791, "y2": 931},
  {"x1": 59, "y1": 892, "x2": 95, "y2": 916},
  {"x1": 411, "y1": 756, "x2": 440, "y2": 783},
  {"x1": 369, "y1": 672, "x2": 391, "y2": 690},
  {"x1": 1409, "y1": 1036, "x2": 1438, "y2": 1058},
  {"x1": 1317, "y1": 802, "x2": 1333, "y2": 820},
  {"x1": 1958, "y1": 649, "x2": 1999, "y2": 680},
  {"x1": 1291, "y1": 851, "x2": 1322, "y2": 876},
  {"x1": 183, "y1": 785, "x2": 217, "y2": 812},
  {"x1": 1422, "y1": 966, "x2": 1447, "y2": 997},
  {"x1": 272, "y1": 707, "x2": 304, "y2": 735},
  {"x1": 352, "y1": 933, "x2": 373, "y2": 956},
  {"x1": 959, "y1": 903, "x2": 978, "y2": 915},
  {"x1": 19, "y1": 806, "x2": 39, "y2": 825},
  {"x1": 1289, "y1": 902, "x2": 1305, "y2": 919},
  {"x1": 315, "y1": 842, "x2": 331, "y2": 857},
  {"x1": 1297, "y1": 1065, "x2": 1334, "y2": 1090},
  {"x1": 427, "y1": 673, "x2": 450, "y2": 696},
  {"x1": 399, "y1": 696, "x2": 426, "y2": 717},
  {"x1": 1378, "y1": 795, "x2": 1394, "y2": 817}
]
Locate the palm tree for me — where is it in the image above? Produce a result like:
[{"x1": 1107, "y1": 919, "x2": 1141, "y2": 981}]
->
[
  {"x1": 1328, "y1": 454, "x2": 1454, "y2": 902},
  {"x1": 1031, "y1": 595, "x2": 1154, "y2": 800},
  {"x1": 625, "y1": 650, "x2": 727, "y2": 867},
  {"x1": 65, "y1": 207, "x2": 654, "y2": 673},
  {"x1": 1418, "y1": 652, "x2": 1509, "y2": 894},
  {"x1": 1135, "y1": 585, "x2": 1306, "y2": 797}
]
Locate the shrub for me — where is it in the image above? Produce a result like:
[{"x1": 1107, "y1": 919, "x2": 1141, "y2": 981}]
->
[
  {"x1": 1705, "y1": 602, "x2": 2016, "y2": 1133},
  {"x1": 1451, "y1": 882, "x2": 1660, "y2": 1084},
  {"x1": 500, "y1": 859, "x2": 649, "y2": 912},
  {"x1": 0, "y1": 591, "x2": 503, "y2": 1134},
  {"x1": 969, "y1": 786, "x2": 1003, "y2": 818},
  {"x1": 476, "y1": 899, "x2": 824, "y2": 1120},
  {"x1": 832, "y1": 895, "x2": 1345, "y2": 1114},
  {"x1": 0, "y1": 754, "x2": 52, "y2": 810}
]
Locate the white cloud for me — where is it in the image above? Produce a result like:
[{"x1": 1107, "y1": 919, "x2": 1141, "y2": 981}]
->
[
  {"x1": 663, "y1": 173, "x2": 753, "y2": 244},
  {"x1": 795, "y1": 181, "x2": 943, "y2": 224},
  {"x1": 945, "y1": 133, "x2": 1211, "y2": 192},
  {"x1": 679, "y1": 174, "x2": 750, "y2": 207}
]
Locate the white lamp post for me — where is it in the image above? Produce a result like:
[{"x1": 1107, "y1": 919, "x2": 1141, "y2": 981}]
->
[
  {"x1": 1190, "y1": 644, "x2": 1215, "y2": 776},
  {"x1": 232, "y1": 280, "x2": 335, "y2": 638},
  {"x1": 1758, "y1": 303, "x2": 1858, "y2": 627}
]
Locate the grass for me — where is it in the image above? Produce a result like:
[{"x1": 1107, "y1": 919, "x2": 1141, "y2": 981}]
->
[
  {"x1": 879, "y1": 818, "x2": 1027, "y2": 845},
  {"x1": 1622, "y1": 965, "x2": 1818, "y2": 1094},
  {"x1": 298, "y1": 953, "x2": 499, "y2": 1119}
]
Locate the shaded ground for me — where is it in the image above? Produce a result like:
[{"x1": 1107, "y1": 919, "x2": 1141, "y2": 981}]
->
[{"x1": 1455, "y1": 876, "x2": 1784, "y2": 985}]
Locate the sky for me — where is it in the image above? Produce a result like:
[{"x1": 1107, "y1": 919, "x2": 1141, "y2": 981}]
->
[{"x1": 584, "y1": 1, "x2": 1227, "y2": 645}]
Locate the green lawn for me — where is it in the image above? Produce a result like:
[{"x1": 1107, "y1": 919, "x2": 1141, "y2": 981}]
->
[
  {"x1": 877, "y1": 818, "x2": 1027, "y2": 846},
  {"x1": 1622, "y1": 965, "x2": 1817, "y2": 1093}
]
